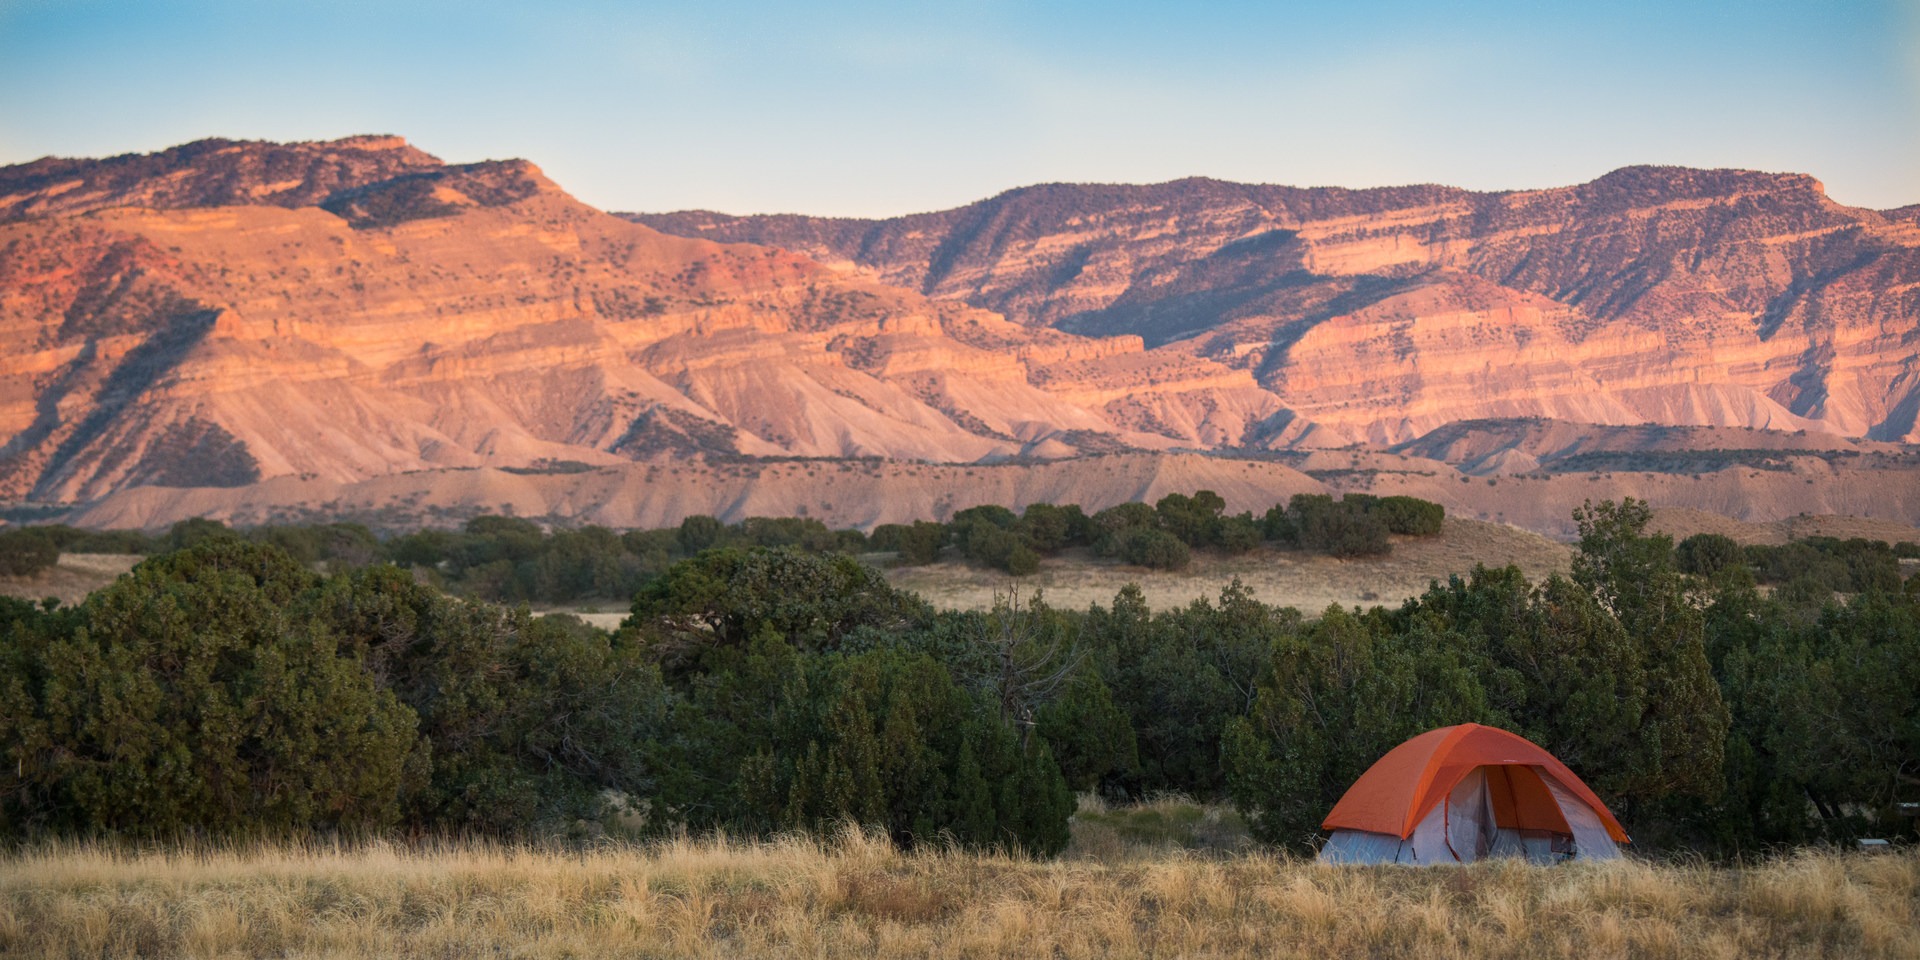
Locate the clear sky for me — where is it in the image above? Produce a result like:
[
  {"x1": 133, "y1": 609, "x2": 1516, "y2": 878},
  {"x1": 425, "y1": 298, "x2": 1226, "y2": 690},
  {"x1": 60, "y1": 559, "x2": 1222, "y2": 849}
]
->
[{"x1": 2, "y1": 0, "x2": 1915, "y2": 217}]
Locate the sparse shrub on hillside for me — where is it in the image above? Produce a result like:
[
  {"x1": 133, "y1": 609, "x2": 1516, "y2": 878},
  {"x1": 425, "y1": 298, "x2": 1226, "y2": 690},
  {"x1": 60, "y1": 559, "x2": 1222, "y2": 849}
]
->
[
  {"x1": 1017, "y1": 502, "x2": 1089, "y2": 552},
  {"x1": 1261, "y1": 502, "x2": 1298, "y2": 543},
  {"x1": 947, "y1": 504, "x2": 1065, "y2": 576},
  {"x1": 1091, "y1": 501, "x2": 1158, "y2": 539},
  {"x1": 1677, "y1": 532, "x2": 1743, "y2": 576},
  {"x1": 950, "y1": 506, "x2": 1022, "y2": 571},
  {"x1": 1154, "y1": 491, "x2": 1226, "y2": 547},
  {"x1": 870, "y1": 521, "x2": 947, "y2": 565},
  {"x1": 1289, "y1": 494, "x2": 1390, "y2": 558},
  {"x1": 1373, "y1": 495, "x2": 1445, "y2": 535},
  {"x1": 1113, "y1": 527, "x2": 1190, "y2": 570},
  {"x1": 950, "y1": 504, "x2": 1019, "y2": 534},
  {"x1": 1261, "y1": 493, "x2": 1441, "y2": 557},
  {"x1": 1003, "y1": 543, "x2": 1041, "y2": 575},
  {"x1": 1215, "y1": 513, "x2": 1264, "y2": 555}
]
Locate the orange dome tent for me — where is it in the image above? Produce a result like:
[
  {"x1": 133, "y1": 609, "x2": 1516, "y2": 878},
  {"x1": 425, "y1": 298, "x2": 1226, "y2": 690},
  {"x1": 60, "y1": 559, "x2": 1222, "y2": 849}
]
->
[{"x1": 1318, "y1": 723, "x2": 1629, "y2": 865}]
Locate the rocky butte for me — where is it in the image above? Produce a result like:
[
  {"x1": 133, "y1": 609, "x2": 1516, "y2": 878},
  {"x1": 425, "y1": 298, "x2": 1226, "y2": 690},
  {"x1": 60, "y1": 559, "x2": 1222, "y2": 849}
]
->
[{"x1": 1, "y1": 137, "x2": 1917, "y2": 534}]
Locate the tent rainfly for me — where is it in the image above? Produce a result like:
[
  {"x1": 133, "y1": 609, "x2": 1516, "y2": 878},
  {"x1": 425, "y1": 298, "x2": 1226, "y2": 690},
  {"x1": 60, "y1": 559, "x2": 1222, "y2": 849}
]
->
[{"x1": 1318, "y1": 723, "x2": 1629, "y2": 865}]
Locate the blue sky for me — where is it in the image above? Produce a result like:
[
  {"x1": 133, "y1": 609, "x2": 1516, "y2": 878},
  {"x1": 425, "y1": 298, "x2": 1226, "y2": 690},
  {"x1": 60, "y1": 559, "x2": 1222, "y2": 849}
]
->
[{"x1": 2, "y1": 0, "x2": 1915, "y2": 216}]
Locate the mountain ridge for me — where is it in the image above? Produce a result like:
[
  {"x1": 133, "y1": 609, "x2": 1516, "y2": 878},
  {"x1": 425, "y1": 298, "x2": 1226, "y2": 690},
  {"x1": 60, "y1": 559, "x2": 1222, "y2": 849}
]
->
[
  {"x1": 0, "y1": 136, "x2": 1173, "y2": 503},
  {"x1": 3, "y1": 136, "x2": 1918, "y2": 533},
  {"x1": 634, "y1": 163, "x2": 1920, "y2": 446}
]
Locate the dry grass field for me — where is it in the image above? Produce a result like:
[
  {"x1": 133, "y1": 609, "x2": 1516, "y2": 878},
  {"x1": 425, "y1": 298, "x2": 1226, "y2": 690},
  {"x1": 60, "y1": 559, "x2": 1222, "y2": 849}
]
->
[
  {"x1": 0, "y1": 517, "x2": 1571, "y2": 625},
  {"x1": 5, "y1": 511, "x2": 1909, "y2": 622},
  {"x1": 0, "y1": 553, "x2": 141, "y2": 607},
  {"x1": 885, "y1": 518, "x2": 1575, "y2": 613},
  {"x1": 3, "y1": 807, "x2": 1914, "y2": 960}
]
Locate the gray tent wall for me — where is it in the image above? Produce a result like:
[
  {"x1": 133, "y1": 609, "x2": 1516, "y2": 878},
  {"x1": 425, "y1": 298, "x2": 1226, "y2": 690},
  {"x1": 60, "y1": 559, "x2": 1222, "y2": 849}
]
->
[{"x1": 1318, "y1": 765, "x2": 1624, "y2": 865}]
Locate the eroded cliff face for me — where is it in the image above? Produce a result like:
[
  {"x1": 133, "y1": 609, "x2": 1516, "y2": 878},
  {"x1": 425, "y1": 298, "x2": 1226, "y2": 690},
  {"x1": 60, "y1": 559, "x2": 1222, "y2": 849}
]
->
[
  {"x1": 7, "y1": 138, "x2": 1917, "y2": 512},
  {"x1": 0, "y1": 138, "x2": 1159, "y2": 502},
  {"x1": 637, "y1": 167, "x2": 1920, "y2": 445}
]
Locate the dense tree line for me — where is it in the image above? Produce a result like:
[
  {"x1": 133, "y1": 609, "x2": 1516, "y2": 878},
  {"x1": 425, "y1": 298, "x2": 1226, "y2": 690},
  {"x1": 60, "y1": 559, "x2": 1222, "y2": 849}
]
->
[
  {"x1": 890, "y1": 491, "x2": 1445, "y2": 575},
  {"x1": 625, "y1": 549, "x2": 1071, "y2": 851},
  {"x1": 0, "y1": 540, "x2": 1072, "y2": 852},
  {"x1": 0, "y1": 541, "x2": 659, "y2": 839},
  {"x1": 1222, "y1": 500, "x2": 1919, "y2": 852},
  {"x1": 1, "y1": 498, "x2": 1913, "y2": 855},
  {"x1": 1678, "y1": 531, "x2": 1917, "y2": 600},
  {"x1": 0, "y1": 491, "x2": 1446, "y2": 601}
]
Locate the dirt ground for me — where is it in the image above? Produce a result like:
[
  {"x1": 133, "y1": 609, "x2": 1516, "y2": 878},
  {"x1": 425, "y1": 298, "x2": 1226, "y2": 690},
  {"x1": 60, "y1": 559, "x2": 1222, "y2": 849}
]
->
[
  {"x1": 538, "y1": 609, "x2": 630, "y2": 631},
  {"x1": 0, "y1": 553, "x2": 141, "y2": 606},
  {"x1": 0, "y1": 521, "x2": 1598, "y2": 619},
  {"x1": 884, "y1": 518, "x2": 1576, "y2": 614}
]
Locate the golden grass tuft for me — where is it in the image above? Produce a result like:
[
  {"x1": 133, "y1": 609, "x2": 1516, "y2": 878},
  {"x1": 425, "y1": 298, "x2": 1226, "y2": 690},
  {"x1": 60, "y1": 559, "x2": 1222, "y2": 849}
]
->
[{"x1": 0, "y1": 830, "x2": 1914, "y2": 959}]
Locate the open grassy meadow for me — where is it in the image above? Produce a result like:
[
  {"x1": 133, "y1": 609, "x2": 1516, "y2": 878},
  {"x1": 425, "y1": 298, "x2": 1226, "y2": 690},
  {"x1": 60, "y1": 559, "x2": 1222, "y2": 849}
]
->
[
  {"x1": 881, "y1": 518, "x2": 1575, "y2": 613},
  {"x1": 4, "y1": 806, "x2": 1914, "y2": 960}
]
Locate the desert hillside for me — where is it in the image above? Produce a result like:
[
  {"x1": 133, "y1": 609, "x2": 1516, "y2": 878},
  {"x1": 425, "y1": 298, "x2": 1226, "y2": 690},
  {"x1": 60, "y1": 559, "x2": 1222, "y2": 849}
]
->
[
  {"x1": 5, "y1": 138, "x2": 1919, "y2": 528},
  {"x1": 638, "y1": 168, "x2": 1920, "y2": 447},
  {"x1": 0, "y1": 137, "x2": 1165, "y2": 504},
  {"x1": 47, "y1": 447, "x2": 1920, "y2": 539}
]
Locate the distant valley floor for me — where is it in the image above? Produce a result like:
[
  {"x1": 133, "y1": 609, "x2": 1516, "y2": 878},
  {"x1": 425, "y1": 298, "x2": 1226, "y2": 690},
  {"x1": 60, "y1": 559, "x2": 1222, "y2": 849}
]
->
[
  {"x1": 33, "y1": 447, "x2": 1920, "y2": 542},
  {"x1": 884, "y1": 519, "x2": 1574, "y2": 614},
  {"x1": 11, "y1": 510, "x2": 1918, "y2": 618}
]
